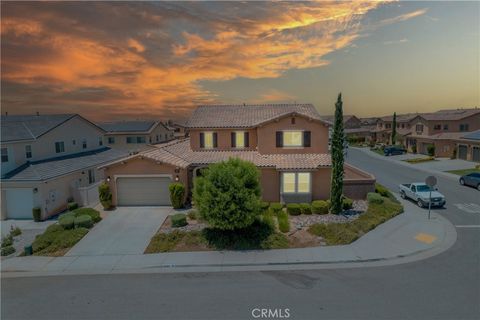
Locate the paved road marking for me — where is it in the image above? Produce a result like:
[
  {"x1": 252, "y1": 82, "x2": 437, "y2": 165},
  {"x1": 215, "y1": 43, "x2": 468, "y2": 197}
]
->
[
  {"x1": 415, "y1": 233, "x2": 437, "y2": 244},
  {"x1": 453, "y1": 203, "x2": 480, "y2": 214},
  {"x1": 455, "y1": 225, "x2": 480, "y2": 228}
]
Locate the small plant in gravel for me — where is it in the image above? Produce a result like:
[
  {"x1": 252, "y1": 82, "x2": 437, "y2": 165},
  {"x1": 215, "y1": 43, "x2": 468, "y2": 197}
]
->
[
  {"x1": 342, "y1": 196, "x2": 353, "y2": 210},
  {"x1": 1, "y1": 235, "x2": 13, "y2": 248},
  {"x1": 311, "y1": 200, "x2": 329, "y2": 215},
  {"x1": 269, "y1": 203, "x2": 283, "y2": 215},
  {"x1": 299, "y1": 203, "x2": 312, "y2": 215},
  {"x1": 99, "y1": 182, "x2": 113, "y2": 210},
  {"x1": 277, "y1": 212, "x2": 290, "y2": 233},
  {"x1": 10, "y1": 226, "x2": 22, "y2": 237},
  {"x1": 286, "y1": 203, "x2": 301, "y2": 216},
  {"x1": 1, "y1": 246, "x2": 15, "y2": 256},
  {"x1": 187, "y1": 209, "x2": 197, "y2": 220},
  {"x1": 171, "y1": 214, "x2": 188, "y2": 228},
  {"x1": 169, "y1": 183, "x2": 186, "y2": 209}
]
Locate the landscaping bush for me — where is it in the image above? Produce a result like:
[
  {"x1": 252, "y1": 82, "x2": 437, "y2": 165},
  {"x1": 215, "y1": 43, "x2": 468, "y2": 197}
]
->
[
  {"x1": 277, "y1": 211, "x2": 290, "y2": 233},
  {"x1": 1, "y1": 235, "x2": 13, "y2": 248},
  {"x1": 171, "y1": 214, "x2": 187, "y2": 228},
  {"x1": 74, "y1": 215, "x2": 93, "y2": 229},
  {"x1": 375, "y1": 183, "x2": 399, "y2": 203},
  {"x1": 286, "y1": 203, "x2": 301, "y2": 216},
  {"x1": 187, "y1": 209, "x2": 197, "y2": 220},
  {"x1": 98, "y1": 182, "x2": 112, "y2": 210},
  {"x1": 270, "y1": 203, "x2": 283, "y2": 215},
  {"x1": 45, "y1": 224, "x2": 64, "y2": 233},
  {"x1": 411, "y1": 145, "x2": 417, "y2": 154},
  {"x1": 193, "y1": 158, "x2": 261, "y2": 230},
  {"x1": 1, "y1": 246, "x2": 15, "y2": 256},
  {"x1": 32, "y1": 207, "x2": 42, "y2": 222},
  {"x1": 32, "y1": 227, "x2": 88, "y2": 255},
  {"x1": 72, "y1": 208, "x2": 102, "y2": 223},
  {"x1": 261, "y1": 233, "x2": 289, "y2": 249},
  {"x1": 169, "y1": 183, "x2": 185, "y2": 209},
  {"x1": 342, "y1": 196, "x2": 353, "y2": 210},
  {"x1": 202, "y1": 220, "x2": 273, "y2": 250},
  {"x1": 367, "y1": 192, "x2": 384, "y2": 204},
  {"x1": 9, "y1": 226, "x2": 22, "y2": 237},
  {"x1": 427, "y1": 144, "x2": 435, "y2": 157},
  {"x1": 299, "y1": 203, "x2": 312, "y2": 215},
  {"x1": 260, "y1": 201, "x2": 270, "y2": 211},
  {"x1": 59, "y1": 215, "x2": 75, "y2": 230},
  {"x1": 261, "y1": 211, "x2": 276, "y2": 230},
  {"x1": 67, "y1": 202, "x2": 78, "y2": 211},
  {"x1": 311, "y1": 200, "x2": 329, "y2": 215}
]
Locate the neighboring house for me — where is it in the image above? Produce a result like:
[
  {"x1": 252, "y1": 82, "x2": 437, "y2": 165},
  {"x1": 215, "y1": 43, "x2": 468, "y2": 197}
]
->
[
  {"x1": 1, "y1": 114, "x2": 129, "y2": 220},
  {"x1": 99, "y1": 104, "x2": 375, "y2": 207},
  {"x1": 372, "y1": 113, "x2": 418, "y2": 145},
  {"x1": 167, "y1": 120, "x2": 189, "y2": 139},
  {"x1": 321, "y1": 115, "x2": 376, "y2": 142},
  {"x1": 98, "y1": 120, "x2": 174, "y2": 152}
]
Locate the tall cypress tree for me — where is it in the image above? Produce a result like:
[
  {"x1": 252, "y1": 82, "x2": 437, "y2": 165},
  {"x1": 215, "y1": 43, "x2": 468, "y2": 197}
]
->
[
  {"x1": 391, "y1": 112, "x2": 397, "y2": 145},
  {"x1": 330, "y1": 93, "x2": 344, "y2": 214}
]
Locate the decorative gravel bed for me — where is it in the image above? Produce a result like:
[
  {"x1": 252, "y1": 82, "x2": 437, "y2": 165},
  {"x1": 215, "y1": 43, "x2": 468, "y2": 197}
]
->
[{"x1": 159, "y1": 216, "x2": 208, "y2": 234}]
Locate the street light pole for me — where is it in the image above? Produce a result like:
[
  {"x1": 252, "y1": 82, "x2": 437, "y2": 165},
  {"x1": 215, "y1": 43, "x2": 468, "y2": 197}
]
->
[{"x1": 428, "y1": 189, "x2": 432, "y2": 220}]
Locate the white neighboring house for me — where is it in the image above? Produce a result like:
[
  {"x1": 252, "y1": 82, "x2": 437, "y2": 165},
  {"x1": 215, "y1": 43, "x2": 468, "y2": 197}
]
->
[
  {"x1": 1, "y1": 114, "x2": 128, "y2": 220},
  {"x1": 98, "y1": 120, "x2": 175, "y2": 153}
]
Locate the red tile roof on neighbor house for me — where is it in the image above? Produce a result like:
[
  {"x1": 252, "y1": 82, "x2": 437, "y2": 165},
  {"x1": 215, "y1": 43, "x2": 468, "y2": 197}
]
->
[
  {"x1": 186, "y1": 104, "x2": 327, "y2": 128},
  {"x1": 419, "y1": 108, "x2": 480, "y2": 121},
  {"x1": 104, "y1": 138, "x2": 332, "y2": 170}
]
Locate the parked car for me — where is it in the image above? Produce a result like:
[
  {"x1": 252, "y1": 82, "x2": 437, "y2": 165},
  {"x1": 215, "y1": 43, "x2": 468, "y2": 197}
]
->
[
  {"x1": 399, "y1": 183, "x2": 446, "y2": 208},
  {"x1": 384, "y1": 146, "x2": 406, "y2": 156},
  {"x1": 459, "y1": 172, "x2": 480, "y2": 190}
]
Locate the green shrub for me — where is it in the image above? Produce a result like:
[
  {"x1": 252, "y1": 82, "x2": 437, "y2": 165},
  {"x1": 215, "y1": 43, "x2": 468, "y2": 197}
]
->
[
  {"x1": 187, "y1": 209, "x2": 197, "y2": 220},
  {"x1": 74, "y1": 215, "x2": 93, "y2": 229},
  {"x1": 260, "y1": 201, "x2": 270, "y2": 211},
  {"x1": 411, "y1": 145, "x2": 417, "y2": 154},
  {"x1": 59, "y1": 215, "x2": 75, "y2": 230},
  {"x1": 193, "y1": 158, "x2": 261, "y2": 230},
  {"x1": 171, "y1": 214, "x2": 187, "y2": 228},
  {"x1": 1, "y1": 246, "x2": 15, "y2": 256},
  {"x1": 375, "y1": 183, "x2": 399, "y2": 203},
  {"x1": 270, "y1": 203, "x2": 283, "y2": 215},
  {"x1": 169, "y1": 183, "x2": 185, "y2": 209},
  {"x1": 427, "y1": 144, "x2": 435, "y2": 157},
  {"x1": 367, "y1": 192, "x2": 384, "y2": 204},
  {"x1": 286, "y1": 203, "x2": 301, "y2": 216},
  {"x1": 32, "y1": 228, "x2": 88, "y2": 255},
  {"x1": 45, "y1": 224, "x2": 64, "y2": 233},
  {"x1": 72, "y1": 208, "x2": 102, "y2": 223},
  {"x1": 32, "y1": 207, "x2": 42, "y2": 222},
  {"x1": 277, "y1": 211, "x2": 290, "y2": 233},
  {"x1": 98, "y1": 182, "x2": 112, "y2": 210},
  {"x1": 261, "y1": 233, "x2": 289, "y2": 249},
  {"x1": 311, "y1": 200, "x2": 329, "y2": 215},
  {"x1": 261, "y1": 212, "x2": 276, "y2": 230},
  {"x1": 342, "y1": 196, "x2": 353, "y2": 210},
  {"x1": 1, "y1": 236, "x2": 13, "y2": 248},
  {"x1": 202, "y1": 220, "x2": 273, "y2": 250},
  {"x1": 67, "y1": 202, "x2": 78, "y2": 211},
  {"x1": 299, "y1": 203, "x2": 312, "y2": 215},
  {"x1": 9, "y1": 226, "x2": 22, "y2": 237}
]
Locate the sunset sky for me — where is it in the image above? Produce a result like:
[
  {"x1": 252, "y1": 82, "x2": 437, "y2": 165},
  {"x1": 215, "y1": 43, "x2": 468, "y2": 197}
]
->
[{"x1": 1, "y1": 1, "x2": 478, "y2": 121}]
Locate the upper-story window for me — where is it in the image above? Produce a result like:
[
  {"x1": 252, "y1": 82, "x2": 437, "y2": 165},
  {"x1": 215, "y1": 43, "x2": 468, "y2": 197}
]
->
[
  {"x1": 98, "y1": 137, "x2": 103, "y2": 146},
  {"x1": 416, "y1": 124, "x2": 424, "y2": 133},
  {"x1": 200, "y1": 132, "x2": 217, "y2": 149},
  {"x1": 55, "y1": 141, "x2": 65, "y2": 153},
  {"x1": 72, "y1": 139, "x2": 76, "y2": 145},
  {"x1": 107, "y1": 137, "x2": 115, "y2": 144},
  {"x1": 231, "y1": 131, "x2": 249, "y2": 148},
  {"x1": 443, "y1": 124, "x2": 449, "y2": 130},
  {"x1": 25, "y1": 145, "x2": 32, "y2": 159},
  {"x1": 82, "y1": 139, "x2": 87, "y2": 149},
  {"x1": 433, "y1": 124, "x2": 441, "y2": 130},
  {"x1": 156, "y1": 135, "x2": 160, "y2": 142},
  {"x1": 276, "y1": 131, "x2": 311, "y2": 148},
  {"x1": 385, "y1": 123, "x2": 391, "y2": 129},
  {"x1": 460, "y1": 124, "x2": 469, "y2": 132},
  {"x1": 1, "y1": 147, "x2": 8, "y2": 163}
]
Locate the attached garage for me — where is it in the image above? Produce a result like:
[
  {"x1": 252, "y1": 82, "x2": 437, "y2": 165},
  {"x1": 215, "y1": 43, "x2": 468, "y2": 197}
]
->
[
  {"x1": 458, "y1": 145, "x2": 468, "y2": 160},
  {"x1": 6, "y1": 188, "x2": 34, "y2": 219},
  {"x1": 473, "y1": 147, "x2": 480, "y2": 162},
  {"x1": 116, "y1": 176, "x2": 172, "y2": 206}
]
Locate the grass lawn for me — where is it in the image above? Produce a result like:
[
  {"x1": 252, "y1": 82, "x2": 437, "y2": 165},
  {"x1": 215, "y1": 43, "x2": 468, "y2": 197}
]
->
[
  {"x1": 403, "y1": 157, "x2": 436, "y2": 164},
  {"x1": 446, "y1": 168, "x2": 480, "y2": 176}
]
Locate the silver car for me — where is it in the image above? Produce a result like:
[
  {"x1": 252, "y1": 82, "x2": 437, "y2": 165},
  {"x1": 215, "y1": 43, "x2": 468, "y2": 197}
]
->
[{"x1": 459, "y1": 173, "x2": 480, "y2": 191}]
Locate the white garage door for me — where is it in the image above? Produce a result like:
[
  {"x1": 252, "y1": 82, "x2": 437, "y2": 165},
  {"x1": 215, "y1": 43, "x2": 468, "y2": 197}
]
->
[
  {"x1": 116, "y1": 177, "x2": 172, "y2": 206},
  {"x1": 6, "y1": 189, "x2": 34, "y2": 219}
]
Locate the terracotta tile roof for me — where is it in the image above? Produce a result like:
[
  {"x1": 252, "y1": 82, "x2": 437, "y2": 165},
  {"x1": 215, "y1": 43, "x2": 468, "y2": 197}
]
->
[
  {"x1": 411, "y1": 132, "x2": 468, "y2": 140},
  {"x1": 420, "y1": 108, "x2": 480, "y2": 121},
  {"x1": 380, "y1": 113, "x2": 419, "y2": 122},
  {"x1": 186, "y1": 104, "x2": 326, "y2": 128},
  {"x1": 138, "y1": 139, "x2": 331, "y2": 170}
]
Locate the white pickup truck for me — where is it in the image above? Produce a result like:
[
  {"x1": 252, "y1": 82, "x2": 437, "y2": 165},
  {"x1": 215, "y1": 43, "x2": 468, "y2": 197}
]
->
[{"x1": 399, "y1": 183, "x2": 446, "y2": 208}]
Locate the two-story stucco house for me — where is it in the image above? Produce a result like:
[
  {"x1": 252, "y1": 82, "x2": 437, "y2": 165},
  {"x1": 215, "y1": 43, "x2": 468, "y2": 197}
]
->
[
  {"x1": 99, "y1": 104, "x2": 375, "y2": 207},
  {"x1": 1, "y1": 114, "x2": 128, "y2": 220},
  {"x1": 98, "y1": 120, "x2": 174, "y2": 153}
]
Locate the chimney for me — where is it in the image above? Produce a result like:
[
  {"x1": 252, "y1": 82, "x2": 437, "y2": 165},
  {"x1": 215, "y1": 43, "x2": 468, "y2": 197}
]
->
[{"x1": 36, "y1": 111, "x2": 40, "y2": 116}]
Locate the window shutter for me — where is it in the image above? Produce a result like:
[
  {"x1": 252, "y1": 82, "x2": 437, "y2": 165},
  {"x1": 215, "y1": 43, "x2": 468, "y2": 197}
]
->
[
  {"x1": 213, "y1": 132, "x2": 218, "y2": 148},
  {"x1": 304, "y1": 131, "x2": 311, "y2": 147},
  {"x1": 244, "y1": 132, "x2": 249, "y2": 147},
  {"x1": 276, "y1": 131, "x2": 283, "y2": 147},
  {"x1": 231, "y1": 132, "x2": 236, "y2": 148},
  {"x1": 200, "y1": 132, "x2": 205, "y2": 148}
]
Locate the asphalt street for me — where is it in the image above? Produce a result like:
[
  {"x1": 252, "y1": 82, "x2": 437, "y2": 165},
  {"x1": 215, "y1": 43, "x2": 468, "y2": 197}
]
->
[{"x1": 2, "y1": 148, "x2": 479, "y2": 320}]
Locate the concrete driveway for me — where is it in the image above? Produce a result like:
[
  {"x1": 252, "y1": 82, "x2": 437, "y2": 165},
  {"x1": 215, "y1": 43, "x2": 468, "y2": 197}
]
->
[{"x1": 66, "y1": 207, "x2": 172, "y2": 256}]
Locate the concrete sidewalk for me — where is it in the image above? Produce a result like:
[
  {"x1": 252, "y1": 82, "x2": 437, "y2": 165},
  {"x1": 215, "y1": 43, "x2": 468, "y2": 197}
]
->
[{"x1": 1, "y1": 197, "x2": 457, "y2": 277}]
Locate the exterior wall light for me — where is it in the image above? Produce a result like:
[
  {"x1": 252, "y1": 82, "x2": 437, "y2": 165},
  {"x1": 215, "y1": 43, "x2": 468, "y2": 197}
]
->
[
  {"x1": 106, "y1": 176, "x2": 111, "y2": 182},
  {"x1": 175, "y1": 175, "x2": 179, "y2": 182}
]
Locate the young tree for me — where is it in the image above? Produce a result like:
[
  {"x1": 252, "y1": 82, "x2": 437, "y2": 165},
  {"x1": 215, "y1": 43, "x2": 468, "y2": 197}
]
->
[
  {"x1": 391, "y1": 112, "x2": 397, "y2": 145},
  {"x1": 330, "y1": 93, "x2": 345, "y2": 214},
  {"x1": 193, "y1": 158, "x2": 262, "y2": 230}
]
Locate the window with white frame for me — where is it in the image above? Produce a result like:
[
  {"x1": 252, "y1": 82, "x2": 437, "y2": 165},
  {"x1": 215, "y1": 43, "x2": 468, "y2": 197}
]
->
[
  {"x1": 25, "y1": 145, "x2": 32, "y2": 159},
  {"x1": 282, "y1": 172, "x2": 311, "y2": 194},
  {"x1": 283, "y1": 131, "x2": 303, "y2": 147},
  {"x1": 1, "y1": 147, "x2": 8, "y2": 162},
  {"x1": 55, "y1": 141, "x2": 65, "y2": 153}
]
